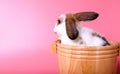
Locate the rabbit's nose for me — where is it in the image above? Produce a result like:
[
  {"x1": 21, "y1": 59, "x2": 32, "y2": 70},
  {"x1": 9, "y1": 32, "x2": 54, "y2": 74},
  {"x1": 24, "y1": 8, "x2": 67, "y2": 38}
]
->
[
  {"x1": 54, "y1": 31, "x2": 57, "y2": 34},
  {"x1": 53, "y1": 28, "x2": 57, "y2": 34},
  {"x1": 53, "y1": 27, "x2": 57, "y2": 32}
]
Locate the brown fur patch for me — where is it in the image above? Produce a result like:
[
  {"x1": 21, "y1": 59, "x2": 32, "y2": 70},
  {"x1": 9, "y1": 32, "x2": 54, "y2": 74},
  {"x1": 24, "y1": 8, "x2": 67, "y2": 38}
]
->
[
  {"x1": 65, "y1": 14, "x2": 79, "y2": 40},
  {"x1": 92, "y1": 32, "x2": 98, "y2": 36}
]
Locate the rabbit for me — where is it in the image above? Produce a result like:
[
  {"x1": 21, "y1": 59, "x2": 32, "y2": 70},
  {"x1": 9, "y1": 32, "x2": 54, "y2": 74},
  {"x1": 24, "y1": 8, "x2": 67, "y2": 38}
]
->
[{"x1": 53, "y1": 12, "x2": 110, "y2": 46}]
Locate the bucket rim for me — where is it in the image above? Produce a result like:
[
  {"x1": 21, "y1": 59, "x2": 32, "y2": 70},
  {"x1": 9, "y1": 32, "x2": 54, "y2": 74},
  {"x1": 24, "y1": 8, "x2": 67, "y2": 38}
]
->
[{"x1": 56, "y1": 40, "x2": 119, "y2": 51}]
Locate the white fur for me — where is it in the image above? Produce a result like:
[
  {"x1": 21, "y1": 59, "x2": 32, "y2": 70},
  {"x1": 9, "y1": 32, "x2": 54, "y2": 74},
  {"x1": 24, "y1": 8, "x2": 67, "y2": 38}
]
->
[
  {"x1": 80, "y1": 27, "x2": 106, "y2": 46},
  {"x1": 53, "y1": 14, "x2": 107, "y2": 46}
]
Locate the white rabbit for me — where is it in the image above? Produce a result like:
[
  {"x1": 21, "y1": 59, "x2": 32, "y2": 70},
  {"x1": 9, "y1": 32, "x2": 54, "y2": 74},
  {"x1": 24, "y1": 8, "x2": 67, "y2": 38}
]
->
[{"x1": 53, "y1": 12, "x2": 110, "y2": 46}]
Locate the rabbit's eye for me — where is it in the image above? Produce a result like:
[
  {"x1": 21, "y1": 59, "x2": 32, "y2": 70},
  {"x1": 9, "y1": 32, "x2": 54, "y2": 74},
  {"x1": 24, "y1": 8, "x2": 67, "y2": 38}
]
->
[{"x1": 57, "y1": 19, "x2": 61, "y2": 24}]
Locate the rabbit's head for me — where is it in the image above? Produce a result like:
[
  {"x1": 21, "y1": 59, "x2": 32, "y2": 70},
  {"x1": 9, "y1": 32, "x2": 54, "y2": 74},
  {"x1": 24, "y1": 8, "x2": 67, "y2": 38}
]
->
[{"x1": 53, "y1": 12, "x2": 99, "y2": 40}]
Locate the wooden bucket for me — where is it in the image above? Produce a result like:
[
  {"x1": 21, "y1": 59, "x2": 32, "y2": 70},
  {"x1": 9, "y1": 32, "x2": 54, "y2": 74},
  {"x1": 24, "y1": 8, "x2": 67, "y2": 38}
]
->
[{"x1": 51, "y1": 40, "x2": 120, "y2": 74}]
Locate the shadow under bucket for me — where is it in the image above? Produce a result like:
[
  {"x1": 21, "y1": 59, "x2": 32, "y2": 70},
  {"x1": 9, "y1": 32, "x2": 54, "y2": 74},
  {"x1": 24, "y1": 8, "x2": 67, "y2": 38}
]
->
[{"x1": 51, "y1": 40, "x2": 120, "y2": 74}]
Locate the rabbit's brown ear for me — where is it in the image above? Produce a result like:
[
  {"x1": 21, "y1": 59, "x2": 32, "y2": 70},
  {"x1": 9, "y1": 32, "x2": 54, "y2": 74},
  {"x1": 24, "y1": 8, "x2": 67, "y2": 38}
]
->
[
  {"x1": 66, "y1": 14, "x2": 79, "y2": 40},
  {"x1": 74, "y1": 12, "x2": 99, "y2": 21}
]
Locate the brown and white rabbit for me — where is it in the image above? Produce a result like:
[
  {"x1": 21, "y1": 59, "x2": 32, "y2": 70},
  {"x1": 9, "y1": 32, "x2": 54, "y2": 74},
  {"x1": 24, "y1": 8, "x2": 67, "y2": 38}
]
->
[{"x1": 53, "y1": 12, "x2": 110, "y2": 46}]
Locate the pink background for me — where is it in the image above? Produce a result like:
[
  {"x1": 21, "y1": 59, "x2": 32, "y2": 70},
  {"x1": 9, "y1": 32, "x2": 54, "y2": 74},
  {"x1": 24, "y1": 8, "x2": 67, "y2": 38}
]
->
[{"x1": 0, "y1": 0, "x2": 120, "y2": 74}]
